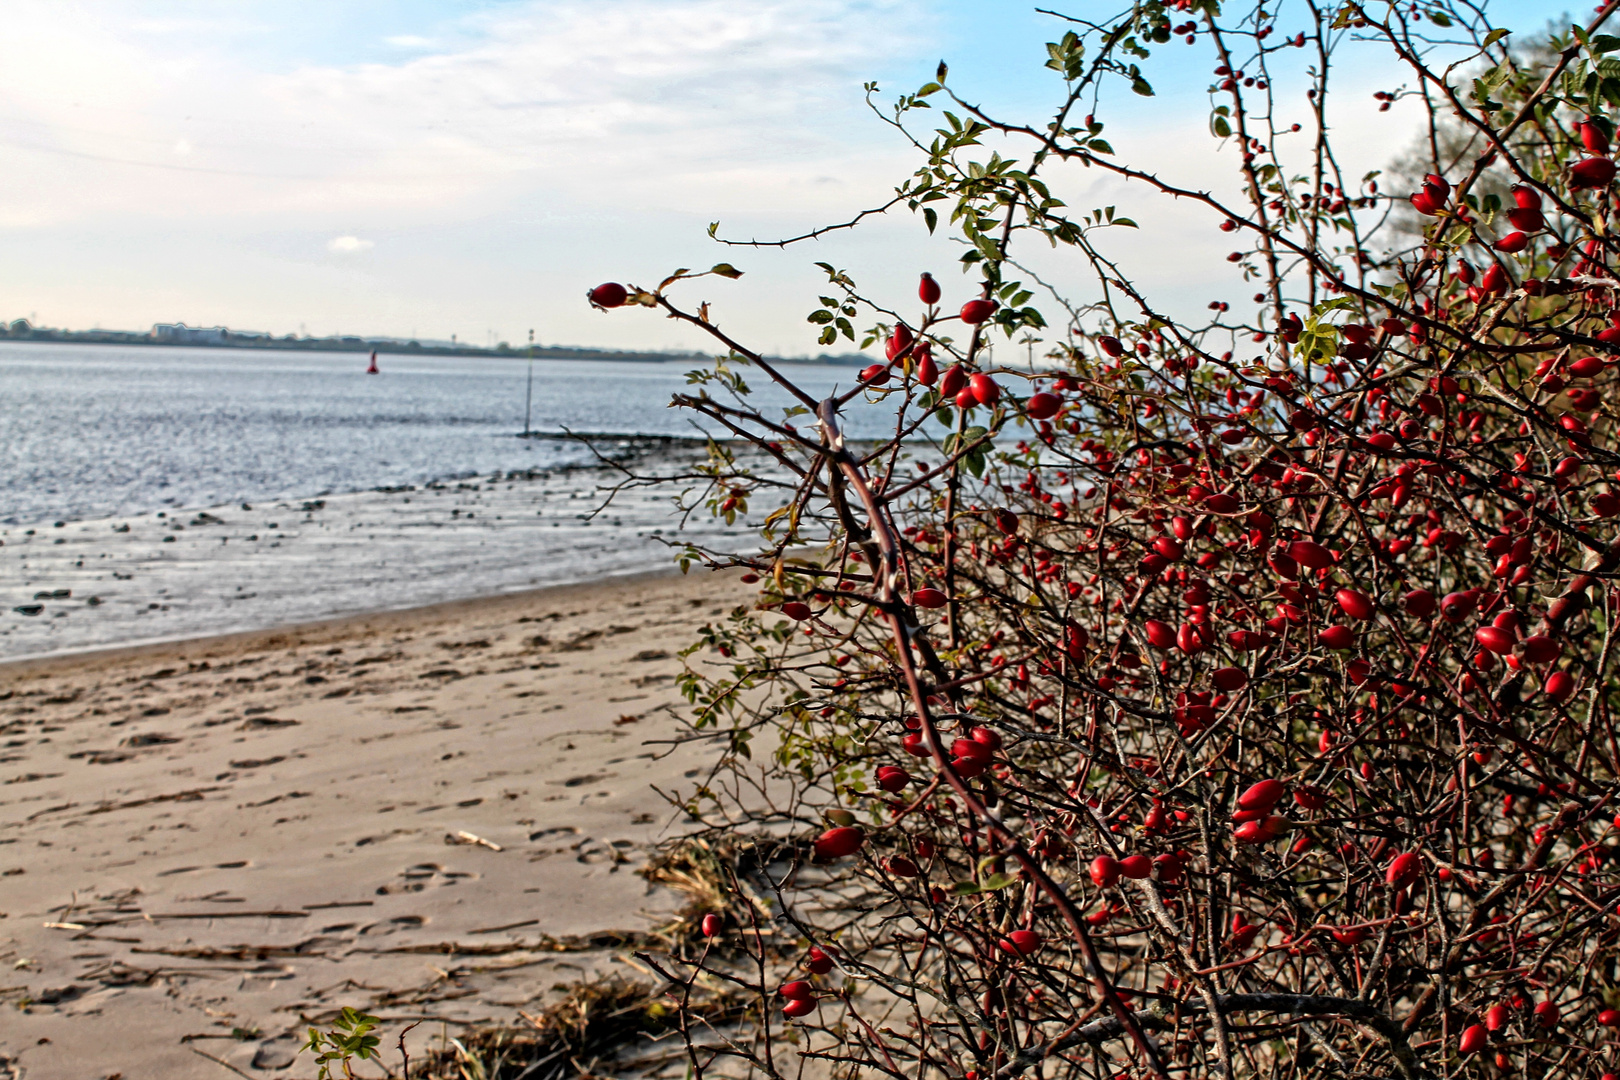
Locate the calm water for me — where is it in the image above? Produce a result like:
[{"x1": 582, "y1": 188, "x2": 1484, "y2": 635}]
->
[
  {"x1": 0, "y1": 342, "x2": 880, "y2": 526},
  {"x1": 0, "y1": 343, "x2": 887, "y2": 658}
]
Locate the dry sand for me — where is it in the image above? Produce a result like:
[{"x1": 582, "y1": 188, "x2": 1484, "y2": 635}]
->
[{"x1": 0, "y1": 569, "x2": 748, "y2": 1079}]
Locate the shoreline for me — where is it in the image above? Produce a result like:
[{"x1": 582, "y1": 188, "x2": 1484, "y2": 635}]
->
[
  {"x1": 0, "y1": 568, "x2": 750, "y2": 1079},
  {"x1": 0, "y1": 564, "x2": 685, "y2": 674},
  {"x1": 0, "y1": 459, "x2": 737, "y2": 662},
  {"x1": 0, "y1": 432, "x2": 712, "y2": 534}
]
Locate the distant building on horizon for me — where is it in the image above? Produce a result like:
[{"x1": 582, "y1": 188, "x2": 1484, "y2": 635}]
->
[{"x1": 150, "y1": 322, "x2": 269, "y2": 344}]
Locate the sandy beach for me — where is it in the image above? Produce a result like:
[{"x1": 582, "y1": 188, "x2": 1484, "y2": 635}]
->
[{"x1": 0, "y1": 568, "x2": 748, "y2": 1079}]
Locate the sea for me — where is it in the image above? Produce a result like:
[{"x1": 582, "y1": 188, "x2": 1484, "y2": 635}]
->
[{"x1": 0, "y1": 342, "x2": 890, "y2": 659}]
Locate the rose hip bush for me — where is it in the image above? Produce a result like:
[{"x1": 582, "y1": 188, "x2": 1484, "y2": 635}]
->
[{"x1": 594, "y1": 3, "x2": 1620, "y2": 1078}]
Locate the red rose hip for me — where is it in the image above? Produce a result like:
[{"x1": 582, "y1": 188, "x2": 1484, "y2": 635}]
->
[
  {"x1": 1089, "y1": 855, "x2": 1122, "y2": 887},
  {"x1": 782, "y1": 996, "x2": 817, "y2": 1018},
  {"x1": 1000, "y1": 929, "x2": 1043, "y2": 956},
  {"x1": 960, "y1": 298, "x2": 998, "y2": 324},
  {"x1": 1026, "y1": 391, "x2": 1061, "y2": 420},
  {"x1": 1385, "y1": 851, "x2": 1422, "y2": 888},
  {"x1": 918, "y1": 272, "x2": 941, "y2": 305},
  {"x1": 814, "y1": 826, "x2": 865, "y2": 860},
  {"x1": 969, "y1": 373, "x2": 1001, "y2": 406}
]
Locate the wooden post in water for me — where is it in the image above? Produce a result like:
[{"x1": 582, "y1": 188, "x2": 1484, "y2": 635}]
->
[{"x1": 523, "y1": 329, "x2": 534, "y2": 437}]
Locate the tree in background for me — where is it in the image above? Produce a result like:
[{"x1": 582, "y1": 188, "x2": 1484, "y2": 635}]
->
[{"x1": 592, "y1": 1, "x2": 1620, "y2": 1077}]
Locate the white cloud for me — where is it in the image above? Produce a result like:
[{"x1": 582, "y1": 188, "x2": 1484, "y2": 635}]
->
[
  {"x1": 326, "y1": 235, "x2": 373, "y2": 253},
  {"x1": 0, "y1": 1, "x2": 942, "y2": 346},
  {"x1": 0, "y1": 0, "x2": 926, "y2": 226},
  {"x1": 263, "y1": 0, "x2": 927, "y2": 213},
  {"x1": 0, "y1": 0, "x2": 1544, "y2": 357}
]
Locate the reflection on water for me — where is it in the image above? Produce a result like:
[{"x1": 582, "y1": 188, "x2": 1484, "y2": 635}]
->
[
  {"x1": 0, "y1": 342, "x2": 880, "y2": 525},
  {"x1": 0, "y1": 342, "x2": 888, "y2": 658}
]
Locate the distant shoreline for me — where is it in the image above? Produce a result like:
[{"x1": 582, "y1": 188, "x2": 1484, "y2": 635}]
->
[{"x1": 0, "y1": 332, "x2": 865, "y2": 365}]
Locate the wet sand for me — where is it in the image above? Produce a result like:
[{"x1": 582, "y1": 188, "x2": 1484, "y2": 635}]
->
[
  {"x1": 0, "y1": 569, "x2": 748, "y2": 1079},
  {"x1": 0, "y1": 448, "x2": 731, "y2": 662}
]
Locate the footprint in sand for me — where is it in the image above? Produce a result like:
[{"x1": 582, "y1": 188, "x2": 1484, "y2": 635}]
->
[
  {"x1": 241, "y1": 963, "x2": 296, "y2": 983},
  {"x1": 29, "y1": 984, "x2": 88, "y2": 1006},
  {"x1": 119, "y1": 732, "x2": 180, "y2": 747},
  {"x1": 251, "y1": 1035, "x2": 300, "y2": 1070},
  {"x1": 527, "y1": 826, "x2": 579, "y2": 860},
  {"x1": 574, "y1": 837, "x2": 635, "y2": 866},
  {"x1": 156, "y1": 860, "x2": 252, "y2": 877},
  {"x1": 358, "y1": 914, "x2": 427, "y2": 937},
  {"x1": 375, "y1": 862, "x2": 475, "y2": 894},
  {"x1": 228, "y1": 756, "x2": 285, "y2": 770},
  {"x1": 237, "y1": 716, "x2": 299, "y2": 731},
  {"x1": 69, "y1": 749, "x2": 134, "y2": 764}
]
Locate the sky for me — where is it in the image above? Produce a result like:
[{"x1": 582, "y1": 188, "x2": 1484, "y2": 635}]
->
[{"x1": 0, "y1": 0, "x2": 1571, "y2": 356}]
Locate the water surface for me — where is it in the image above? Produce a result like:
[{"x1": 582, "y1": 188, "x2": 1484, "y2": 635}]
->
[
  {"x1": 0, "y1": 343, "x2": 881, "y2": 657},
  {"x1": 0, "y1": 342, "x2": 878, "y2": 525}
]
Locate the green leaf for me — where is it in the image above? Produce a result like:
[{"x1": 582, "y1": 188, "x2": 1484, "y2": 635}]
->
[
  {"x1": 981, "y1": 872, "x2": 1018, "y2": 891},
  {"x1": 1112, "y1": 217, "x2": 1139, "y2": 229},
  {"x1": 1471, "y1": 78, "x2": 1500, "y2": 109},
  {"x1": 951, "y1": 880, "x2": 981, "y2": 896},
  {"x1": 917, "y1": 81, "x2": 942, "y2": 97},
  {"x1": 1483, "y1": 27, "x2": 1510, "y2": 47},
  {"x1": 923, "y1": 206, "x2": 938, "y2": 233},
  {"x1": 1212, "y1": 116, "x2": 1232, "y2": 138},
  {"x1": 1088, "y1": 138, "x2": 1114, "y2": 154},
  {"x1": 710, "y1": 263, "x2": 743, "y2": 279},
  {"x1": 807, "y1": 310, "x2": 834, "y2": 325}
]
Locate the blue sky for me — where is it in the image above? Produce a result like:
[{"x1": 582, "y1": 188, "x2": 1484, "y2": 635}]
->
[{"x1": 0, "y1": 0, "x2": 1578, "y2": 355}]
